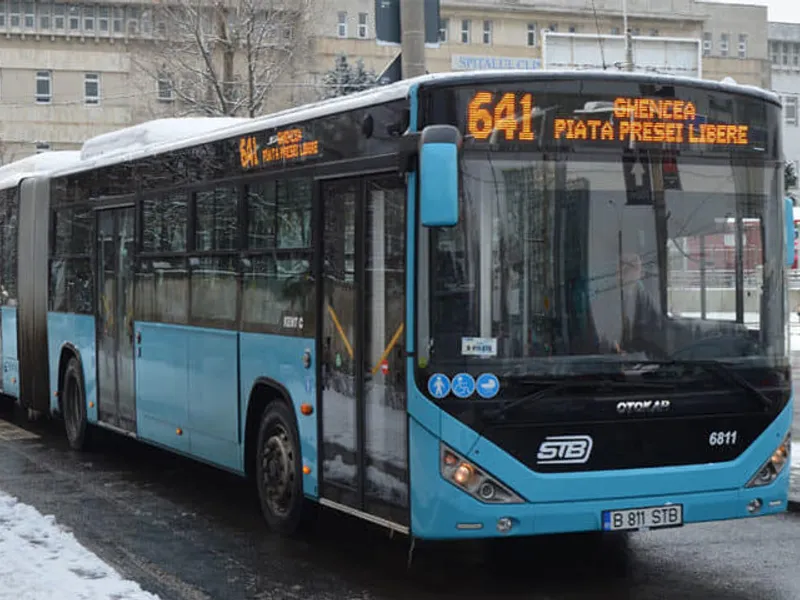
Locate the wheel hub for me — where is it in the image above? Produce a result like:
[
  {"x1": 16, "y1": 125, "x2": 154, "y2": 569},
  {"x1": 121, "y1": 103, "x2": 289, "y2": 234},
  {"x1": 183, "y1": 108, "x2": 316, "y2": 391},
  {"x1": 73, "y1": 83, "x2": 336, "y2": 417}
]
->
[{"x1": 261, "y1": 426, "x2": 294, "y2": 516}]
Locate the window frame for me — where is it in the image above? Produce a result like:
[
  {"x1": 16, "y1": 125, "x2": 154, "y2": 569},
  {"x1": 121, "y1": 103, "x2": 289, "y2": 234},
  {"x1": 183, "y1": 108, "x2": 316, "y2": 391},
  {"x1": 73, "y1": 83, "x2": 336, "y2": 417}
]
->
[
  {"x1": 357, "y1": 11, "x2": 367, "y2": 39},
  {"x1": 84, "y1": 72, "x2": 100, "y2": 105},
  {"x1": 35, "y1": 69, "x2": 52, "y2": 104}
]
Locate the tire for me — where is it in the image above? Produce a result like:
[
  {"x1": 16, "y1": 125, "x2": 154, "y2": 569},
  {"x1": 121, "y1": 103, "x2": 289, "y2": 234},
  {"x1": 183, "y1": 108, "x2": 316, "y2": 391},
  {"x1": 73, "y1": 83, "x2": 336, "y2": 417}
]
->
[
  {"x1": 255, "y1": 401, "x2": 309, "y2": 536},
  {"x1": 62, "y1": 357, "x2": 90, "y2": 451}
]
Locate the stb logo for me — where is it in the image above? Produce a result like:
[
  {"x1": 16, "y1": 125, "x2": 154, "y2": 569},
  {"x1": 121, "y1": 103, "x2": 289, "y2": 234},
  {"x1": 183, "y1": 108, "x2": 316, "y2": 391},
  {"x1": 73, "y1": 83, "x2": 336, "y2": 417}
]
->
[{"x1": 536, "y1": 435, "x2": 593, "y2": 465}]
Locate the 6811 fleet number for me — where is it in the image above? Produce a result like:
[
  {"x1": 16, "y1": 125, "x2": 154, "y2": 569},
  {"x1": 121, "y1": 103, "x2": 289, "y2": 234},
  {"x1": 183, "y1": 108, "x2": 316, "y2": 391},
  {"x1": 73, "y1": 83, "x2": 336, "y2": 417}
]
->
[{"x1": 708, "y1": 431, "x2": 738, "y2": 446}]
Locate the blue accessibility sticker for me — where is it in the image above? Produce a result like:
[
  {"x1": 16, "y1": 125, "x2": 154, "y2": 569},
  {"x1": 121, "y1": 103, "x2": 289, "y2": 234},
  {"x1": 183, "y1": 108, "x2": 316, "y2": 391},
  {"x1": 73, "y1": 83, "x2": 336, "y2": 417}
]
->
[
  {"x1": 475, "y1": 373, "x2": 500, "y2": 399},
  {"x1": 427, "y1": 373, "x2": 451, "y2": 399},
  {"x1": 451, "y1": 373, "x2": 476, "y2": 399}
]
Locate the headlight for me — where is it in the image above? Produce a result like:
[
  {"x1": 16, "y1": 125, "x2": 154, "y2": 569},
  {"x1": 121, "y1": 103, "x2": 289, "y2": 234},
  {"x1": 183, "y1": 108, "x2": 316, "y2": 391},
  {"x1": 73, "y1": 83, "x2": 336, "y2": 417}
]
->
[
  {"x1": 746, "y1": 433, "x2": 791, "y2": 488},
  {"x1": 440, "y1": 443, "x2": 525, "y2": 504}
]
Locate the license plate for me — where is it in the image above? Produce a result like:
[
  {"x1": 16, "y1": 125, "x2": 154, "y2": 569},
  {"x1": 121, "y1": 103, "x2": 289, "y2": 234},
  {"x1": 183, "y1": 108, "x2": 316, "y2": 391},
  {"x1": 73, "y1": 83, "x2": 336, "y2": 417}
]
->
[{"x1": 602, "y1": 504, "x2": 683, "y2": 532}]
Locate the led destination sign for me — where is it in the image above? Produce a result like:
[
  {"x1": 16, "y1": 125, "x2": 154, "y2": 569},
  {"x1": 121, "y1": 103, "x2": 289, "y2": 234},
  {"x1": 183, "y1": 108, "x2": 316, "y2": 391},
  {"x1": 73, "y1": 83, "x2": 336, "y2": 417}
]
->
[
  {"x1": 238, "y1": 127, "x2": 321, "y2": 170},
  {"x1": 465, "y1": 92, "x2": 752, "y2": 148}
]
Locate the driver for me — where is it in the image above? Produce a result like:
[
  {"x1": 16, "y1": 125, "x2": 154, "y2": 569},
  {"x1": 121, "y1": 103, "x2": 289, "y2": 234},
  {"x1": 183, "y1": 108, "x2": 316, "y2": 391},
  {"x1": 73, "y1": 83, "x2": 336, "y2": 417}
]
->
[{"x1": 614, "y1": 252, "x2": 664, "y2": 355}]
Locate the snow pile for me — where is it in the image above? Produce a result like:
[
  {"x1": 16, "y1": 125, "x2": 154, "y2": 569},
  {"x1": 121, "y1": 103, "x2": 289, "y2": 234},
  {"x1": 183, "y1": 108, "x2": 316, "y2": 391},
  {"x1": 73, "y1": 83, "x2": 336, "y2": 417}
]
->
[{"x1": 0, "y1": 490, "x2": 159, "y2": 600}]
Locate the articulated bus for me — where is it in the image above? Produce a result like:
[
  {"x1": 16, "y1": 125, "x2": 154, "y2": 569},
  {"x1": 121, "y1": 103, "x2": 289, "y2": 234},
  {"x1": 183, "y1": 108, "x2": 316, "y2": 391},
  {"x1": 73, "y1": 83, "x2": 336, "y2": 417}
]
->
[{"x1": 2, "y1": 70, "x2": 796, "y2": 541}]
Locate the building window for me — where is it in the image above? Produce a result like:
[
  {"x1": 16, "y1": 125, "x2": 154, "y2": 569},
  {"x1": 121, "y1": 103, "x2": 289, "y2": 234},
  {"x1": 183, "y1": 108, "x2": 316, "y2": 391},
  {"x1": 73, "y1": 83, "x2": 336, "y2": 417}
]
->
[
  {"x1": 23, "y1": 1, "x2": 33, "y2": 28},
  {"x1": 39, "y1": 4, "x2": 50, "y2": 29},
  {"x1": 126, "y1": 6, "x2": 138, "y2": 35},
  {"x1": 9, "y1": 0, "x2": 19, "y2": 27},
  {"x1": 703, "y1": 32, "x2": 712, "y2": 57},
  {"x1": 35, "y1": 142, "x2": 49, "y2": 153},
  {"x1": 112, "y1": 7, "x2": 122, "y2": 33},
  {"x1": 84, "y1": 73, "x2": 99, "y2": 105},
  {"x1": 737, "y1": 34, "x2": 747, "y2": 59},
  {"x1": 140, "y1": 8, "x2": 151, "y2": 36},
  {"x1": 719, "y1": 33, "x2": 729, "y2": 57},
  {"x1": 785, "y1": 96, "x2": 798, "y2": 126},
  {"x1": 461, "y1": 19, "x2": 470, "y2": 44},
  {"x1": 794, "y1": 43, "x2": 800, "y2": 67},
  {"x1": 439, "y1": 17, "x2": 448, "y2": 43},
  {"x1": 157, "y1": 74, "x2": 173, "y2": 102},
  {"x1": 83, "y1": 4, "x2": 94, "y2": 32},
  {"x1": 527, "y1": 23, "x2": 536, "y2": 46},
  {"x1": 357, "y1": 12, "x2": 367, "y2": 38},
  {"x1": 337, "y1": 11, "x2": 346, "y2": 37},
  {"x1": 649, "y1": 28, "x2": 658, "y2": 36},
  {"x1": 771, "y1": 41, "x2": 780, "y2": 64},
  {"x1": 568, "y1": 25, "x2": 577, "y2": 33},
  {"x1": 631, "y1": 27, "x2": 640, "y2": 36},
  {"x1": 35, "y1": 70, "x2": 51, "y2": 103},
  {"x1": 97, "y1": 6, "x2": 108, "y2": 32},
  {"x1": 783, "y1": 42, "x2": 789, "y2": 66},
  {"x1": 68, "y1": 4, "x2": 79, "y2": 31},
  {"x1": 482, "y1": 20, "x2": 492, "y2": 44},
  {"x1": 610, "y1": 26, "x2": 620, "y2": 35},
  {"x1": 53, "y1": 3, "x2": 64, "y2": 29}
]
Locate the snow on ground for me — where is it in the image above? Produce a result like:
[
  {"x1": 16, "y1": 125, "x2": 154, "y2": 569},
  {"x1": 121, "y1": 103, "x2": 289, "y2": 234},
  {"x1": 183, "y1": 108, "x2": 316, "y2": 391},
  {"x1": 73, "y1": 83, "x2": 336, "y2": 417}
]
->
[{"x1": 0, "y1": 489, "x2": 159, "y2": 600}]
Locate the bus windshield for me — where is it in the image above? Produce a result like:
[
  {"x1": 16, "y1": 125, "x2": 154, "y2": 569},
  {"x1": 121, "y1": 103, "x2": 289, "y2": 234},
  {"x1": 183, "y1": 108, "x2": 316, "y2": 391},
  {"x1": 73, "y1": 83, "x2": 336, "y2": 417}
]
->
[{"x1": 417, "y1": 154, "x2": 786, "y2": 378}]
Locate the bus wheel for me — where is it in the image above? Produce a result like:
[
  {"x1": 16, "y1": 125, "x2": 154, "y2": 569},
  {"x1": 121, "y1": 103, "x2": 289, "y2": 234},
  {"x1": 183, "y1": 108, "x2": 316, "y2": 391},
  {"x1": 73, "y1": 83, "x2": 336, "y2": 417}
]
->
[
  {"x1": 255, "y1": 401, "x2": 306, "y2": 535},
  {"x1": 0, "y1": 394, "x2": 15, "y2": 416},
  {"x1": 62, "y1": 357, "x2": 90, "y2": 451}
]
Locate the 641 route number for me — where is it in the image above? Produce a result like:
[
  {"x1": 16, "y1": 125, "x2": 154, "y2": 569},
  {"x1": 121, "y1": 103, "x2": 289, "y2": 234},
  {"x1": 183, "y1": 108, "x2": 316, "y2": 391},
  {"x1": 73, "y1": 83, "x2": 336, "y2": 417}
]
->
[{"x1": 708, "y1": 431, "x2": 737, "y2": 446}]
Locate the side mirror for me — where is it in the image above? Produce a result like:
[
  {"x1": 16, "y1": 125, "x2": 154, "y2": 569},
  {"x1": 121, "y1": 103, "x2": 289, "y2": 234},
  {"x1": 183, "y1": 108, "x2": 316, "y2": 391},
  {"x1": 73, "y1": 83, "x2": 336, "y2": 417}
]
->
[
  {"x1": 785, "y1": 196, "x2": 795, "y2": 268},
  {"x1": 419, "y1": 125, "x2": 461, "y2": 227}
]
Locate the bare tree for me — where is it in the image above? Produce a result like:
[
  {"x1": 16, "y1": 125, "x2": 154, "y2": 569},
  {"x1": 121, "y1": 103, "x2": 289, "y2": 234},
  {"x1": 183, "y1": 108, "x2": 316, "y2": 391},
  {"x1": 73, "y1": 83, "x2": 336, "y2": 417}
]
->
[{"x1": 135, "y1": 0, "x2": 317, "y2": 118}]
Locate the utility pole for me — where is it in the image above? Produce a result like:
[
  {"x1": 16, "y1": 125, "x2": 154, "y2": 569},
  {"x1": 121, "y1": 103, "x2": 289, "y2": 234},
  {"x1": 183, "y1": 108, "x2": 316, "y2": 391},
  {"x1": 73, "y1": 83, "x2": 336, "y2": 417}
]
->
[
  {"x1": 401, "y1": 0, "x2": 426, "y2": 78},
  {"x1": 623, "y1": 0, "x2": 633, "y2": 71}
]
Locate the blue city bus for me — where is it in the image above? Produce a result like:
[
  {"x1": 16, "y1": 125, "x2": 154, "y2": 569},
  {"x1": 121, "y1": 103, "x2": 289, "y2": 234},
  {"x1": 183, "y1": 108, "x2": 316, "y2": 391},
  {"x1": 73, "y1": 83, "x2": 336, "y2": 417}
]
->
[{"x1": 5, "y1": 70, "x2": 796, "y2": 540}]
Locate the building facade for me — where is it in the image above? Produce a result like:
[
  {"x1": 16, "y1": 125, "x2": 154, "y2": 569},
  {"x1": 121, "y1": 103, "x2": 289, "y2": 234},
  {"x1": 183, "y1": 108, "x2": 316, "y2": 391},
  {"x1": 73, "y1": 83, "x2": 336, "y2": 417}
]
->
[
  {"x1": 697, "y1": 1, "x2": 770, "y2": 89},
  {"x1": 0, "y1": 0, "x2": 780, "y2": 163},
  {"x1": 319, "y1": 0, "x2": 769, "y2": 87},
  {"x1": 0, "y1": 0, "x2": 316, "y2": 161},
  {"x1": 769, "y1": 21, "x2": 800, "y2": 187}
]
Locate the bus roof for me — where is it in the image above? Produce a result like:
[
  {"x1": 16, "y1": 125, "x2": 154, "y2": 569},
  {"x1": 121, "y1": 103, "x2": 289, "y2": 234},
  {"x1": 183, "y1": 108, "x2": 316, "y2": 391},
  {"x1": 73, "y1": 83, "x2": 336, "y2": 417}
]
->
[
  {"x1": 79, "y1": 117, "x2": 249, "y2": 162},
  {"x1": 50, "y1": 70, "x2": 781, "y2": 180},
  {"x1": 0, "y1": 150, "x2": 83, "y2": 190}
]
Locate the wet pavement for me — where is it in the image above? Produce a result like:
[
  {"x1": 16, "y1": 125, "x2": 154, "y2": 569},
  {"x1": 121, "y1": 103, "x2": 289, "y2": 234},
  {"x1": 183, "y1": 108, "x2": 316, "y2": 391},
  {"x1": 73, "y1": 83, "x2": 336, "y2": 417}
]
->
[
  {"x1": 2, "y1": 410, "x2": 800, "y2": 599},
  {"x1": 789, "y1": 356, "x2": 800, "y2": 508}
]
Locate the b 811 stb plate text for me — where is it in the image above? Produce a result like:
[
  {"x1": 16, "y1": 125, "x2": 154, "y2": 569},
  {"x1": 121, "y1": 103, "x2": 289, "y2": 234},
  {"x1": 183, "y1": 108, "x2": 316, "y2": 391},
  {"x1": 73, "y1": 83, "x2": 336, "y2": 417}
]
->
[{"x1": 602, "y1": 504, "x2": 683, "y2": 531}]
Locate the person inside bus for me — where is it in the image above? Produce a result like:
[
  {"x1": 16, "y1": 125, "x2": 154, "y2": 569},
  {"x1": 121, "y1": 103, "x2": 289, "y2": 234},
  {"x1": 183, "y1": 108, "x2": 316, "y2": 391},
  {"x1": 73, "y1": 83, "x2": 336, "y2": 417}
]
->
[{"x1": 611, "y1": 252, "x2": 667, "y2": 357}]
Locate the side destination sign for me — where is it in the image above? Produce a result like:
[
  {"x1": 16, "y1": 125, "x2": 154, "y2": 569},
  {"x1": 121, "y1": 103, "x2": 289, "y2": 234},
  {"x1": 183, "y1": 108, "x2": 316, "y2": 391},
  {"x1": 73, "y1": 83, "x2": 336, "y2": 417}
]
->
[{"x1": 238, "y1": 126, "x2": 322, "y2": 171}]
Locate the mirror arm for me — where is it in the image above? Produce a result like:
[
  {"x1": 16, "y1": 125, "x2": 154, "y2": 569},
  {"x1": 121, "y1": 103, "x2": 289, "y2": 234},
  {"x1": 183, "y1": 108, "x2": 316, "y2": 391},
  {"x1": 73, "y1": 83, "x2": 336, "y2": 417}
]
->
[{"x1": 398, "y1": 132, "x2": 421, "y2": 174}]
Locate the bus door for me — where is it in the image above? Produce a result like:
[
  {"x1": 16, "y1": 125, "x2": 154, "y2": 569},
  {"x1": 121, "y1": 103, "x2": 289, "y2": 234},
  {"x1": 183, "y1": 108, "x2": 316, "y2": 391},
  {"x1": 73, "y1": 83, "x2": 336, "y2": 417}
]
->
[
  {"x1": 95, "y1": 206, "x2": 136, "y2": 432},
  {"x1": 317, "y1": 174, "x2": 409, "y2": 530}
]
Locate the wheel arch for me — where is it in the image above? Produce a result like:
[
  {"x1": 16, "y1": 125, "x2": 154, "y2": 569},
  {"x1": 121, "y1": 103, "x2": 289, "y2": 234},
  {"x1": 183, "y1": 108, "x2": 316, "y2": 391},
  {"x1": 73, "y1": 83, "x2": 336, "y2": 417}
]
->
[{"x1": 244, "y1": 376, "x2": 298, "y2": 480}]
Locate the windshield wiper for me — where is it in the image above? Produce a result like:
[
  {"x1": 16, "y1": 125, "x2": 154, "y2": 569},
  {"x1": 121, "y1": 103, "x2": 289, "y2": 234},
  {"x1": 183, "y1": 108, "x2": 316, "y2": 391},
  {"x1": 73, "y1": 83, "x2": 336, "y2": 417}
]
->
[
  {"x1": 627, "y1": 359, "x2": 774, "y2": 411},
  {"x1": 482, "y1": 379, "x2": 676, "y2": 422}
]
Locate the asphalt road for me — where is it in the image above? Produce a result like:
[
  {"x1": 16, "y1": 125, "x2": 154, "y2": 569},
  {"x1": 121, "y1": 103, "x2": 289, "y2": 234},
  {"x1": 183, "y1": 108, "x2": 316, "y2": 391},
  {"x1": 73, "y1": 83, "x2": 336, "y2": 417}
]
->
[{"x1": 1, "y1": 412, "x2": 800, "y2": 600}]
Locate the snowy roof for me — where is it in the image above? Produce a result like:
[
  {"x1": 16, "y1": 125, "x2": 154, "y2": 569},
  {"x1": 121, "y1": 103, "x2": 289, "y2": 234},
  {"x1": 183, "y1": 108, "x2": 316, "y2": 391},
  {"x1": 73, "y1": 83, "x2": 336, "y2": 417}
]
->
[
  {"x1": 0, "y1": 151, "x2": 83, "y2": 190},
  {"x1": 51, "y1": 70, "x2": 780, "y2": 180},
  {"x1": 79, "y1": 117, "x2": 249, "y2": 161}
]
